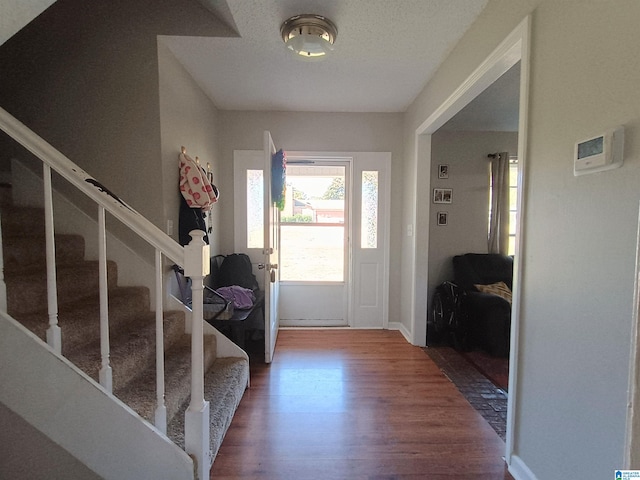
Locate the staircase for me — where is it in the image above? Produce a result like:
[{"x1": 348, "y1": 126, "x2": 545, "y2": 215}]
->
[{"x1": 0, "y1": 176, "x2": 249, "y2": 478}]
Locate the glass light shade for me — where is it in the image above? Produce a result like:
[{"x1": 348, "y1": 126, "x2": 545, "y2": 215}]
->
[
  {"x1": 281, "y1": 14, "x2": 337, "y2": 62},
  {"x1": 285, "y1": 33, "x2": 334, "y2": 60}
]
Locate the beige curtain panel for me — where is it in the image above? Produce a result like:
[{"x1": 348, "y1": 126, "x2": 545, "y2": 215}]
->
[{"x1": 488, "y1": 152, "x2": 510, "y2": 255}]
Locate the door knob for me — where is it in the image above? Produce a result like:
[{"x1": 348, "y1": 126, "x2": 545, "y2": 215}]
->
[{"x1": 258, "y1": 263, "x2": 278, "y2": 270}]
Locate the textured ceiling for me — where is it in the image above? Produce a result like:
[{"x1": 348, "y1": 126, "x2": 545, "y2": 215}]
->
[
  {"x1": 0, "y1": 0, "x2": 56, "y2": 45},
  {"x1": 163, "y1": 0, "x2": 490, "y2": 113},
  {"x1": 2, "y1": 0, "x2": 519, "y2": 127}
]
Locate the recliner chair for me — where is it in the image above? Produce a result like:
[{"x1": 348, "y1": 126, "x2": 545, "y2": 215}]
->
[{"x1": 452, "y1": 253, "x2": 513, "y2": 357}]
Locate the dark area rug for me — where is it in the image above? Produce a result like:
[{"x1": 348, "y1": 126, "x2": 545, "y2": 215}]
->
[
  {"x1": 424, "y1": 346, "x2": 508, "y2": 440},
  {"x1": 462, "y1": 349, "x2": 509, "y2": 392}
]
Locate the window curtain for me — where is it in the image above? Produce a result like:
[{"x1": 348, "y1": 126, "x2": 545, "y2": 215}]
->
[{"x1": 488, "y1": 152, "x2": 510, "y2": 255}]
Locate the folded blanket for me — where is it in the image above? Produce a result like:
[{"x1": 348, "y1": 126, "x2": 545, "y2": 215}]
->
[{"x1": 216, "y1": 285, "x2": 256, "y2": 310}]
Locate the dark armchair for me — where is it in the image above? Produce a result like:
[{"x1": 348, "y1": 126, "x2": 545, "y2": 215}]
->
[{"x1": 452, "y1": 253, "x2": 513, "y2": 357}]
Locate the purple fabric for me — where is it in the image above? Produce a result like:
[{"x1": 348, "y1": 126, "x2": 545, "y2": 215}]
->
[{"x1": 216, "y1": 286, "x2": 255, "y2": 309}]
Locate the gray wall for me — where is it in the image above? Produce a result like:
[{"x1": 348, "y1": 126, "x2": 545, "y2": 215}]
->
[
  {"x1": 427, "y1": 130, "x2": 518, "y2": 307},
  {"x1": 0, "y1": 0, "x2": 231, "y2": 229},
  {"x1": 158, "y1": 39, "x2": 222, "y2": 253},
  {"x1": 404, "y1": 0, "x2": 640, "y2": 477},
  {"x1": 217, "y1": 110, "x2": 404, "y2": 325}
]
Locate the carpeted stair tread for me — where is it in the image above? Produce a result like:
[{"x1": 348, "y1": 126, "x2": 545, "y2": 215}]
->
[
  {"x1": 66, "y1": 310, "x2": 185, "y2": 392},
  {"x1": 0, "y1": 205, "x2": 46, "y2": 237},
  {"x1": 5, "y1": 260, "x2": 118, "y2": 316},
  {"x1": 0, "y1": 183, "x2": 12, "y2": 208},
  {"x1": 12, "y1": 286, "x2": 151, "y2": 353},
  {"x1": 166, "y1": 356, "x2": 249, "y2": 457},
  {"x1": 116, "y1": 333, "x2": 218, "y2": 425},
  {"x1": 2, "y1": 233, "x2": 86, "y2": 273}
]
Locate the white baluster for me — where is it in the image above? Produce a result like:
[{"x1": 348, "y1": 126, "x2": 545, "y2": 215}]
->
[
  {"x1": 184, "y1": 230, "x2": 211, "y2": 480},
  {"x1": 98, "y1": 207, "x2": 112, "y2": 392},
  {"x1": 154, "y1": 249, "x2": 167, "y2": 434},
  {"x1": 43, "y1": 164, "x2": 61, "y2": 353}
]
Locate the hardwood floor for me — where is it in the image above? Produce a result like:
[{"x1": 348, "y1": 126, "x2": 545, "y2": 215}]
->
[{"x1": 210, "y1": 329, "x2": 513, "y2": 479}]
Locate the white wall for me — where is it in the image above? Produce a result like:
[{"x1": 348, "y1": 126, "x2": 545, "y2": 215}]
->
[
  {"x1": 217, "y1": 111, "x2": 403, "y2": 327},
  {"x1": 427, "y1": 131, "x2": 518, "y2": 305},
  {"x1": 404, "y1": 0, "x2": 640, "y2": 478},
  {"x1": 0, "y1": 402, "x2": 102, "y2": 480}
]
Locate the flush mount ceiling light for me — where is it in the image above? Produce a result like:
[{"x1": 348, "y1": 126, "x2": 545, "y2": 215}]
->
[{"x1": 280, "y1": 14, "x2": 337, "y2": 61}]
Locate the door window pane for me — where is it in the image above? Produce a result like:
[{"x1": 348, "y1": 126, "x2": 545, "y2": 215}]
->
[
  {"x1": 488, "y1": 159, "x2": 518, "y2": 256},
  {"x1": 361, "y1": 171, "x2": 378, "y2": 249},
  {"x1": 280, "y1": 164, "x2": 346, "y2": 281},
  {"x1": 281, "y1": 225, "x2": 344, "y2": 281},
  {"x1": 247, "y1": 169, "x2": 264, "y2": 248},
  {"x1": 508, "y1": 160, "x2": 518, "y2": 255}
]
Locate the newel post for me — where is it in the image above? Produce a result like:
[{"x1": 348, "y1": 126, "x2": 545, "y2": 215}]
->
[{"x1": 183, "y1": 230, "x2": 211, "y2": 479}]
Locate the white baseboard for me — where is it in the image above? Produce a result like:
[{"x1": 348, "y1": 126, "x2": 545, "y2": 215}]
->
[
  {"x1": 508, "y1": 454, "x2": 538, "y2": 480},
  {"x1": 280, "y1": 319, "x2": 348, "y2": 327},
  {"x1": 387, "y1": 321, "x2": 413, "y2": 344}
]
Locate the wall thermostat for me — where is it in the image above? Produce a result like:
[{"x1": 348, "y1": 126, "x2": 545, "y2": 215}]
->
[{"x1": 574, "y1": 126, "x2": 624, "y2": 176}]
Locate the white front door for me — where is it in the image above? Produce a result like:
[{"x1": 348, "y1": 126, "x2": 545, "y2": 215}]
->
[
  {"x1": 278, "y1": 157, "x2": 349, "y2": 326},
  {"x1": 262, "y1": 131, "x2": 280, "y2": 363}
]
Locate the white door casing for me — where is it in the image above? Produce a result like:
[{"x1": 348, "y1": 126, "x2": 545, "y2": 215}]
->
[
  {"x1": 351, "y1": 153, "x2": 391, "y2": 329},
  {"x1": 232, "y1": 150, "x2": 264, "y2": 272},
  {"x1": 278, "y1": 157, "x2": 349, "y2": 327},
  {"x1": 233, "y1": 150, "x2": 390, "y2": 330},
  {"x1": 412, "y1": 16, "x2": 531, "y2": 469}
]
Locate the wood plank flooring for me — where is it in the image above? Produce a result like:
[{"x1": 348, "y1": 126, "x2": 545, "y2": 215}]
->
[{"x1": 210, "y1": 329, "x2": 513, "y2": 479}]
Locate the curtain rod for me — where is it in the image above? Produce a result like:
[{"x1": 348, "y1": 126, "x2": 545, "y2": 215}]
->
[{"x1": 487, "y1": 153, "x2": 498, "y2": 158}]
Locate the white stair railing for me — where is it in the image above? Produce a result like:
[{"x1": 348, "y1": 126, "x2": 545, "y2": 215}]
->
[
  {"x1": 155, "y1": 249, "x2": 168, "y2": 434},
  {"x1": 98, "y1": 206, "x2": 113, "y2": 392},
  {"x1": 0, "y1": 106, "x2": 211, "y2": 479},
  {"x1": 43, "y1": 163, "x2": 61, "y2": 352}
]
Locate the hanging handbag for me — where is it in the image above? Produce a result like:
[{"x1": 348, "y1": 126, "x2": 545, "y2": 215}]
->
[{"x1": 178, "y1": 147, "x2": 218, "y2": 210}]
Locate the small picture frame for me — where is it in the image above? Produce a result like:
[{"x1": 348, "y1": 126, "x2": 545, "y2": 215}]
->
[
  {"x1": 438, "y1": 164, "x2": 449, "y2": 179},
  {"x1": 433, "y1": 188, "x2": 452, "y2": 204},
  {"x1": 437, "y1": 212, "x2": 448, "y2": 226}
]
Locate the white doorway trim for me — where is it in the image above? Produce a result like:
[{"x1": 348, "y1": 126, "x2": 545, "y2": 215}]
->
[
  {"x1": 279, "y1": 156, "x2": 351, "y2": 328},
  {"x1": 624, "y1": 202, "x2": 640, "y2": 468},
  {"x1": 411, "y1": 15, "x2": 531, "y2": 468}
]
